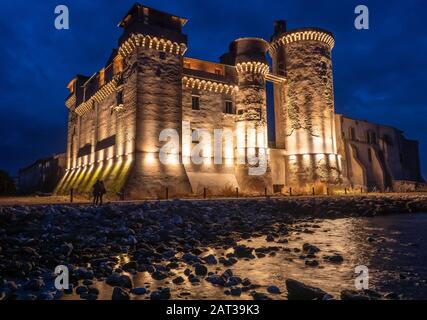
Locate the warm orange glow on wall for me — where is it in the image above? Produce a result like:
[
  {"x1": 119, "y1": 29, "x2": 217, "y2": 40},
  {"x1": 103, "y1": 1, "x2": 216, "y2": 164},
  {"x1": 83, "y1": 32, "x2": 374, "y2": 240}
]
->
[
  {"x1": 67, "y1": 78, "x2": 77, "y2": 94},
  {"x1": 113, "y1": 56, "x2": 123, "y2": 75},
  {"x1": 99, "y1": 68, "x2": 105, "y2": 86},
  {"x1": 183, "y1": 57, "x2": 225, "y2": 75},
  {"x1": 145, "y1": 152, "x2": 155, "y2": 165}
]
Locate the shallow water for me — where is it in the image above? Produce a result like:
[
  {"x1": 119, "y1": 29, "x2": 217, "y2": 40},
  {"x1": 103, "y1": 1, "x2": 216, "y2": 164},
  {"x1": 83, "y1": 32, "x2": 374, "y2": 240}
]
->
[{"x1": 63, "y1": 213, "x2": 427, "y2": 300}]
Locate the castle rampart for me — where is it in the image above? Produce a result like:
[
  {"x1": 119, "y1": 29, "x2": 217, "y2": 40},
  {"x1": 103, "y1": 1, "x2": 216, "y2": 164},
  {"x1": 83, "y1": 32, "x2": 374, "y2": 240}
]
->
[{"x1": 55, "y1": 3, "x2": 424, "y2": 198}]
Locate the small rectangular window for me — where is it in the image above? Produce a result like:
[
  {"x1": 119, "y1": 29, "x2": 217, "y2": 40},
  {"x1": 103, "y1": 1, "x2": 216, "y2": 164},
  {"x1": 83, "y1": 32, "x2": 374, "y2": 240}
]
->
[
  {"x1": 192, "y1": 129, "x2": 199, "y2": 143},
  {"x1": 159, "y1": 52, "x2": 166, "y2": 60},
  {"x1": 225, "y1": 101, "x2": 234, "y2": 114},
  {"x1": 368, "y1": 148, "x2": 372, "y2": 163},
  {"x1": 370, "y1": 132, "x2": 377, "y2": 144},
  {"x1": 116, "y1": 91, "x2": 123, "y2": 105},
  {"x1": 237, "y1": 109, "x2": 244, "y2": 115},
  {"x1": 366, "y1": 131, "x2": 377, "y2": 144},
  {"x1": 192, "y1": 96, "x2": 200, "y2": 110}
]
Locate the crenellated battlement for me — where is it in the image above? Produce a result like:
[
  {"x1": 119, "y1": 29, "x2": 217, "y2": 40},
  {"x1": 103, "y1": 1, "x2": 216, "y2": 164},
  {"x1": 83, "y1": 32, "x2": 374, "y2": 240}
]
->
[
  {"x1": 269, "y1": 28, "x2": 335, "y2": 54},
  {"x1": 236, "y1": 62, "x2": 270, "y2": 75},
  {"x1": 74, "y1": 78, "x2": 120, "y2": 116},
  {"x1": 182, "y1": 76, "x2": 238, "y2": 94},
  {"x1": 118, "y1": 33, "x2": 187, "y2": 58}
]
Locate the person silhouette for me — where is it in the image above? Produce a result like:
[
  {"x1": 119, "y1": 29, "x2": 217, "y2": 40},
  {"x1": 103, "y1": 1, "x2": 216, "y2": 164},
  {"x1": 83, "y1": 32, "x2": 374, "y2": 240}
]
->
[
  {"x1": 92, "y1": 180, "x2": 101, "y2": 205},
  {"x1": 98, "y1": 180, "x2": 106, "y2": 205}
]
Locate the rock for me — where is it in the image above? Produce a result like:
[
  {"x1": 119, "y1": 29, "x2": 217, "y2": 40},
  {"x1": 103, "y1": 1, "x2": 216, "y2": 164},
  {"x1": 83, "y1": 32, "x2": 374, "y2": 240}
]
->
[
  {"x1": 119, "y1": 275, "x2": 132, "y2": 289},
  {"x1": 194, "y1": 264, "x2": 208, "y2": 276},
  {"x1": 234, "y1": 245, "x2": 254, "y2": 259},
  {"x1": 285, "y1": 279, "x2": 328, "y2": 300},
  {"x1": 251, "y1": 291, "x2": 270, "y2": 300},
  {"x1": 23, "y1": 278, "x2": 45, "y2": 291},
  {"x1": 151, "y1": 271, "x2": 168, "y2": 281},
  {"x1": 166, "y1": 262, "x2": 179, "y2": 269},
  {"x1": 38, "y1": 292, "x2": 55, "y2": 300},
  {"x1": 219, "y1": 257, "x2": 237, "y2": 266},
  {"x1": 123, "y1": 261, "x2": 138, "y2": 272},
  {"x1": 171, "y1": 215, "x2": 183, "y2": 225},
  {"x1": 131, "y1": 287, "x2": 147, "y2": 295},
  {"x1": 302, "y1": 243, "x2": 320, "y2": 254},
  {"x1": 83, "y1": 279, "x2": 93, "y2": 286},
  {"x1": 222, "y1": 269, "x2": 233, "y2": 279},
  {"x1": 22, "y1": 247, "x2": 38, "y2": 256},
  {"x1": 340, "y1": 290, "x2": 370, "y2": 300},
  {"x1": 266, "y1": 234, "x2": 275, "y2": 242},
  {"x1": 267, "y1": 286, "x2": 281, "y2": 294},
  {"x1": 106, "y1": 273, "x2": 132, "y2": 288},
  {"x1": 241, "y1": 232, "x2": 251, "y2": 239},
  {"x1": 324, "y1": 254, "x2": 344, "y2": 264},
  {"x1": 305, "y1": 260, "x2": 319, "y2": 267},
  {"x1": 206, "y1": 275, "x2": 226, "y2": 286},
  {"x1": 363, "y1": 289, "x2": 383, "y2": 299},
  {"x1": 150, "y1": 288, "x2": 171, "y2": 300},
  {"x1": 230, "y1": 288, "x2": 242, "y2": 296},
  {"x1": 86, "y1": 287, "x2": 98, "y2": 295},
  {"x1": 60, "y1": 243, "x2": 73, "y2": 257},
  {"x1": 74, "y1": 268, "x2": 94, "y2": 280},
  {"x1": 242, "y1": 278, "x2": 251, "y2": 286},
  {"x1": 182, "y1": 253, "x2": 199, "y2": 263},
  {"x1": 202, "y1": 254, "x2": 218, "y2": 265},
  {"x1": 112, "y1": 287, "x2": 130, "y2": 300},
  {"x1": 225, "y1": 276, "x2": 242, "y2": 287},
  {"x1": 172, "y1": 276, "x2": 185, "y2": 285},
  {"x1": 75, "y1": 286, "x2": 88, "y2": 295},
  {"x1": 189, "y1": 276, "x2": 200, "y2": 284},
  {"x1": 64, "y1": 284, "x2": 74, "y2": 295}
]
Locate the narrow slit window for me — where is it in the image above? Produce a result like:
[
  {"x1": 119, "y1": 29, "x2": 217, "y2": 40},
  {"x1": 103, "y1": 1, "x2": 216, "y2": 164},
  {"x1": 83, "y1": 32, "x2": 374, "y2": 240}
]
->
[
  {"x1": 225, "y1": 101, "x2": 234, "y2": 114},
  {"x1": 192, "y1": 129, "x2": 199, "y2": 143},
  {"x1": 192, "y1": 96, "x2": 200, "y2": 110}
]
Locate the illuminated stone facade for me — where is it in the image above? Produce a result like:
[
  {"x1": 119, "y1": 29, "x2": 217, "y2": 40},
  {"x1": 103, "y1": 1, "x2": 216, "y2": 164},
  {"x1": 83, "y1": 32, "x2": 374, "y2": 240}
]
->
[{"x1": 56, "y1": 4, "x2": 424, "y2": 198}]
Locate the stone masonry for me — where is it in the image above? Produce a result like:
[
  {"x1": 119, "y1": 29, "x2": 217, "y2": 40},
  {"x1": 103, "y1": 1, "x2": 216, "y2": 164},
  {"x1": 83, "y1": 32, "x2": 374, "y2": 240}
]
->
[{"x1": 55, "y1": 4, "x2": 424, "y2": 198}]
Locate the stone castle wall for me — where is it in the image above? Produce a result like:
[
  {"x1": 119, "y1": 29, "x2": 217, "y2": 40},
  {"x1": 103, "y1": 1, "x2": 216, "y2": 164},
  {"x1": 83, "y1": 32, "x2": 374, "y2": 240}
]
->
[
  {"x1": 56, "y1": 4, "x2": 423, "y2": 198},
  {"x1": 270, "y1": 31, "x2": 342, "y2": 187}
]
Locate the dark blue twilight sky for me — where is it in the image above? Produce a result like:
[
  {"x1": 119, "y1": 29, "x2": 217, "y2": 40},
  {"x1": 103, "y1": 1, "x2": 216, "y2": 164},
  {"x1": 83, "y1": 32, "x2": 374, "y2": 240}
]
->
[{"x1": 0, "y1": 0, "x2": 426, "y2": 178}]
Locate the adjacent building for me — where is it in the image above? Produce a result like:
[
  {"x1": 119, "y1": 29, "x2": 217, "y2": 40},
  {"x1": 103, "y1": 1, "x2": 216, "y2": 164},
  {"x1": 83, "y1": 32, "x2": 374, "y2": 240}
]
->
[{"x1": 19, "y1": 153, "x2": 66, "y2": 195}]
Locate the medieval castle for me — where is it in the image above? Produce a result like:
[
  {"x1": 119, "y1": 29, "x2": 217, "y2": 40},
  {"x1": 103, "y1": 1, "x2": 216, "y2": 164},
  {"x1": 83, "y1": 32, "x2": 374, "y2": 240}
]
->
[{"x1": 55, "y1": 3, "x2": 424, "y2": 198}]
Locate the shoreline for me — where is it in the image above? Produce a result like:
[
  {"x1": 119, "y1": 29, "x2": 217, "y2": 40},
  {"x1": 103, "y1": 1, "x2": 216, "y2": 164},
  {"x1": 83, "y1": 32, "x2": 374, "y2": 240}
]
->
[{"x1": 0, "y1": 192, "x2": 426, "y2": 208}]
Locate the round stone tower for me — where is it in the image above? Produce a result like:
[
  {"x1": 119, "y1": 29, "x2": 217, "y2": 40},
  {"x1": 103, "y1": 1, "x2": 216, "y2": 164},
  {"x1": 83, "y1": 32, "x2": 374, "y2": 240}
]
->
[
  {"x1": 231, "y1": 38, "x2": 272, "y2": 192},
  {"x1": 269, "y1": 23, "x2": 342, "y2": 187}
]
